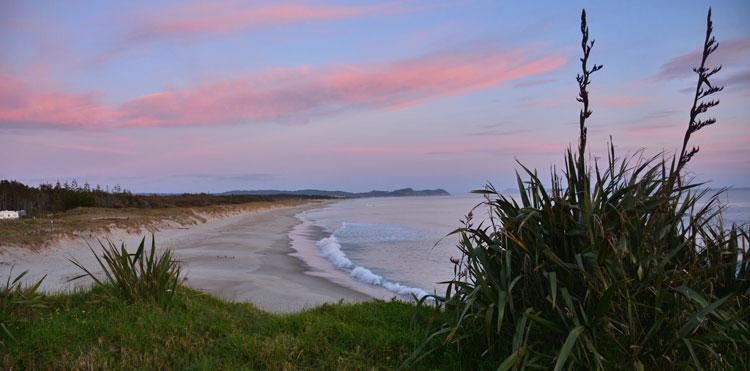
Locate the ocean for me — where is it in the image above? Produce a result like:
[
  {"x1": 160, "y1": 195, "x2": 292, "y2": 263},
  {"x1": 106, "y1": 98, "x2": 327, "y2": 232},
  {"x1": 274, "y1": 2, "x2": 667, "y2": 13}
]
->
[{"x1": 290, "y1": 189, "x2": 750, "y2": 301}]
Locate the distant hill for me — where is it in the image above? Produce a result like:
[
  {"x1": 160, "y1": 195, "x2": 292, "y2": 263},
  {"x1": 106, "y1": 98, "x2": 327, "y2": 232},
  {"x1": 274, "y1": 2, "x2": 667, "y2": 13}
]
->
[{"x1": 220, "y1": 187, "x2": 450, "y2": 198}]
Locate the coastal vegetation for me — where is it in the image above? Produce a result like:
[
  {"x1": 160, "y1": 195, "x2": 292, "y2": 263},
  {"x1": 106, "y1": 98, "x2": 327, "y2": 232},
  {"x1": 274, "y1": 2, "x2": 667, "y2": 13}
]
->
[
  {"x1": 0, "y1": 179, "x2": 446, "y2": 216},
  {"x1": 68, "y1": 237, "x2": 182, "y2": 308},
  {"x1": 1, "y1": 269, "x2": 45, "y2": 345},
  {"x1": 0, "y1": 179, "x2": 325, "y2": 214},
  {"x1": 411, "y1": 8, "x2": 749, "y2": 370}
]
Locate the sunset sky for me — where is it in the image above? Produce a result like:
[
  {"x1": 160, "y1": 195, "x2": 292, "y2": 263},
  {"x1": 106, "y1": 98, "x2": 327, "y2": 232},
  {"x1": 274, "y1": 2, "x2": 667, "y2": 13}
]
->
[{"x1": 1, "y1": 1, "x2": 748, "y2": 193}]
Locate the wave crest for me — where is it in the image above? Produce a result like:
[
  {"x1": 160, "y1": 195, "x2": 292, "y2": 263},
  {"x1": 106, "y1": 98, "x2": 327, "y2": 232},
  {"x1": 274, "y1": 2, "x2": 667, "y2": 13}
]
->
[
  {"x1": 315, "y1": 236, "x2": 354, "y2": 269},
  {"x1": 314, "y1": 232, "x2": 429, "y2": 300}
]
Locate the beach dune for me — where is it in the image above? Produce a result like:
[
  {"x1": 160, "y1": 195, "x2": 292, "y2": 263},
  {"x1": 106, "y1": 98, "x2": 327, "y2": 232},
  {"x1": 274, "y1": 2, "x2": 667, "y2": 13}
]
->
[{"x1": 0, "y1": 202, "x2": 370, "y2": 313}]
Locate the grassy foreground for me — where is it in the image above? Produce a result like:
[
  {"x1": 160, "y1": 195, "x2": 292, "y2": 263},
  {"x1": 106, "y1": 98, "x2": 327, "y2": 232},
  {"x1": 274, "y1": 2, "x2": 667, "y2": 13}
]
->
[{"x1": 1, "y1": 286, "x2": 462, "y2": 370}]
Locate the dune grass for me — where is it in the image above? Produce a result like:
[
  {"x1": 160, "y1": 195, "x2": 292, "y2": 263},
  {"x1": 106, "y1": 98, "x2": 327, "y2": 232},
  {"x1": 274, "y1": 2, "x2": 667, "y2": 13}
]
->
[{"x1": 0, "y1": 287, "x2": 465, "y2": 370}]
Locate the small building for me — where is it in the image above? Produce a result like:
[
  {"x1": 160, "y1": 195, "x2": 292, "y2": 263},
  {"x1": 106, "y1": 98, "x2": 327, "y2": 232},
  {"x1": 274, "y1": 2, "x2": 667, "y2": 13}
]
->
[{"x1": 0, "y1": 210, "x2": 20, "y2": 219}]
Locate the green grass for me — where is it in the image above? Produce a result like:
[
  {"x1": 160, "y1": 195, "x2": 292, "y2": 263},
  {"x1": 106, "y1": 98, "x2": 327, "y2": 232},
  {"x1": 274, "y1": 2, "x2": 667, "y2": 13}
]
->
[{"x1": 0, "y1": 287, "x2": 465, "y2": 370}]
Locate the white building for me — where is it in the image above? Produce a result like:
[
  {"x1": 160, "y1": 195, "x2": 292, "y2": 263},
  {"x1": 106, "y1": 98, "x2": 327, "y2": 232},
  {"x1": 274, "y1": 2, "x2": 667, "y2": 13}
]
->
[{"x1": 0, "y1": 210, "x2": 20, "y2": 219}]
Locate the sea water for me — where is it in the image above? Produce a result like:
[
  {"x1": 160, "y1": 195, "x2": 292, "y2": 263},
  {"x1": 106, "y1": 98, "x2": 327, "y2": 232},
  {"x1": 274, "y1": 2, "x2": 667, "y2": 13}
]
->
[{"x1": 289, "y1": 189, "x2": 750, "y2": 301}]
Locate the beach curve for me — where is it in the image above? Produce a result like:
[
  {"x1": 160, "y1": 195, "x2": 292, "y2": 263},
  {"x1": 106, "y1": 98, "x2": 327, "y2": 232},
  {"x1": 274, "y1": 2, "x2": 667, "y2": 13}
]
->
[{"x1": 0, "y1": 201, "x2": 371, "y2": 313}]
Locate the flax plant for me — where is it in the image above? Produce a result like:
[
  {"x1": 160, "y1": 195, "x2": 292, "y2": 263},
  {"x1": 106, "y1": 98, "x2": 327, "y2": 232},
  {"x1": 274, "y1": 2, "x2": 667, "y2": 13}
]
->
[
  {"x1": 69, "y1": 236, "x2": 182, "y2": 308},
  {"x1": 409, "y1": 8, "x2": 749, "y2": 370},
  {"x1": 1, "y1": 268, "x2": 45, "y2": 343}
]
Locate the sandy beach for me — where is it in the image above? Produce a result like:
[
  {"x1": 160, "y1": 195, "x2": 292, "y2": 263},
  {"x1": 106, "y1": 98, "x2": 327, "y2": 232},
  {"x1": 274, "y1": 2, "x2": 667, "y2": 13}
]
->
[{"x1": 0, "y1": 201, "x2": 370, "y2": 312}]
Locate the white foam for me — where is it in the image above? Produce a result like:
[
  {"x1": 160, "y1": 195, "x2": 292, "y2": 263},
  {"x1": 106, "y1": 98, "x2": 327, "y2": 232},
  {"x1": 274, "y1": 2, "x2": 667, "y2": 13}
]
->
[
  {"x1": 315, "y1": 236, "x2": 354, "y2": 269},
  {"x1": 383, "y1": 281, "x2": 429, "y2": 299},
  {"x1": 314, "y1": 230, "x2": 430, "y2": 301},
  {"x1": 351, "y1": 266, "x2": 382, "y2": 285}
]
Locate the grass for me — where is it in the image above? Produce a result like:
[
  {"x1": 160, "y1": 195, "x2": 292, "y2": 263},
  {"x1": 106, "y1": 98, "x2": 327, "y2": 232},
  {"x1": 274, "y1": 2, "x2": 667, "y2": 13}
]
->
[{"x1": 0, "y1": 287, "x2": 464, "y2": 370}]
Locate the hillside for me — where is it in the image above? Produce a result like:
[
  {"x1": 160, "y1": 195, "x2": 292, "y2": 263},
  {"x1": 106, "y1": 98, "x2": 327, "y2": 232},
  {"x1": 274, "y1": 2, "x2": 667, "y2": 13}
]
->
[{"x1": 220, "y1": 187, "x2": 450, "y2": 198}]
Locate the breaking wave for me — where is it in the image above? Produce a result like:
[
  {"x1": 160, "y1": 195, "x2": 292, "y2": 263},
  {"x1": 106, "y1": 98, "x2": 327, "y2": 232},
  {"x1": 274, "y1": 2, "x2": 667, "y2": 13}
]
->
[{"x1": 315, "y1": 230, "x2": 430, "y2": 300}]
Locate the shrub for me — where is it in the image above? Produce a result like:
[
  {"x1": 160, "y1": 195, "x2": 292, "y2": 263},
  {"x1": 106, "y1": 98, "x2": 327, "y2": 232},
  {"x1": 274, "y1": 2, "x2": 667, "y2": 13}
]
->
[
  {"x1": 69, "y1": 236, "x2": 182, "y2": 308},
  {"x1": 1, "y1": 268, "x2": 45, "y2": 343},
  {"x1": 53, "y1": 189, "x2": 96, "y2": 211},
  {"x1": 410, "y1": 8, "x2": 750, "y2": 370}
]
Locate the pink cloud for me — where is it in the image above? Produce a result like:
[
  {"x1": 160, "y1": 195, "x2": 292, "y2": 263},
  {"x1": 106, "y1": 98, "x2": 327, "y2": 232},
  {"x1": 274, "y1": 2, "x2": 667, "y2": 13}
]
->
[
  {"x1": 1, "y1": 46, "x2": 565, "y2": 130},
  {"x1": 0, "y1": 71, "x2": 120, "y2": 129},
  {"x1": 678, "y1": 136, "x2": 750, "y2": 166},
  {"x1": 119, "y1": 47, "x2": 565, "y2": 127},
  {"x1": 121, "y1": 1, "x2": 404, "y2": 46}
]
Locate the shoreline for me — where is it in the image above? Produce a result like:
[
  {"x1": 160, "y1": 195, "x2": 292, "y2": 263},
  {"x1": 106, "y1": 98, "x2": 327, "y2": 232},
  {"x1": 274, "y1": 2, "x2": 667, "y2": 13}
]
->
[
  {"x1": 0, "y1": 200, "x2": 371, "y2": 313},
  {"x1": 289, "y1": 206, "x2": 416, "y2": 301}
]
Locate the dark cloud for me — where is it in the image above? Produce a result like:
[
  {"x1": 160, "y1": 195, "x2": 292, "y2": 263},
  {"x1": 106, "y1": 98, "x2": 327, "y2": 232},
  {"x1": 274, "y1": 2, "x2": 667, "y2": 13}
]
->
[
  {"x1": 513, "y1": 77, "x2": 559, "y2": 88},
  {"x1": 656, "y1": 36, "x2": 750, "y2": 81},
  {"x1": 639, "y1": 109, "x2": 681, "y2": 121},
  {"x1": 718, "y1": 68, "x2": 750, "y2": 93},
  {"x1": 678, "y1": 67, "x2": 750, "y2": 94},
  {"x1": 466, "y1": 128, "x2": 533, "y2": 137},
  {"x1": 169, "y1": 173, "x2": 278, "y2": 182}
]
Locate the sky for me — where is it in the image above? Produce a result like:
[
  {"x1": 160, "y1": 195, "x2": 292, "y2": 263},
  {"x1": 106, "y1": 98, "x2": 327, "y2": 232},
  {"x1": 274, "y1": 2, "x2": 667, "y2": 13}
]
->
[{"x1": 1, "y1": 0, "x2": 748, "y2": 194}]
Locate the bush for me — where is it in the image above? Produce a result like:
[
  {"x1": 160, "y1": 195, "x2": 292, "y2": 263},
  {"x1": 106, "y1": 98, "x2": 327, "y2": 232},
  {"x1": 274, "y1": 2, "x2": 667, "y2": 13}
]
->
[
  {"x1": 1, "y1": 268, "x2": 45, "y2": 344},
  {"x1": 410, "y1": 9, "x2": 750, "y2": 370},
  {"x1": 69, "y1": 236, "x2": 182, "y2": 308},
  {"x1": 53, "y1": 189, "x2": 96, "y2": 211}
]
